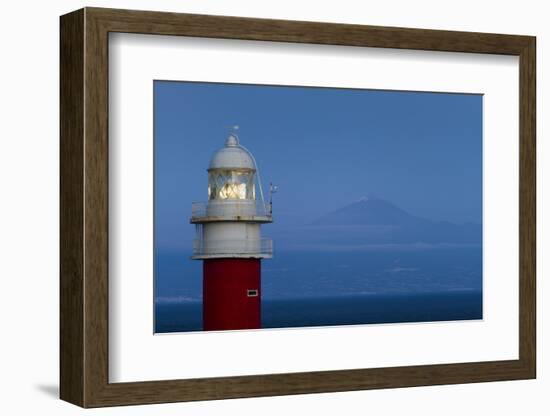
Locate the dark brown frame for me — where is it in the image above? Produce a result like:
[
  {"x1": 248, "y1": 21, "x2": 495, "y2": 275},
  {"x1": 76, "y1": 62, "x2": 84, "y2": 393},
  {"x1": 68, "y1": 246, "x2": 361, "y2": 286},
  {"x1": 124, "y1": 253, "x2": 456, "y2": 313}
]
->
[{"x1": 60, "y1": 7, "x2": 536, "y2": 408}]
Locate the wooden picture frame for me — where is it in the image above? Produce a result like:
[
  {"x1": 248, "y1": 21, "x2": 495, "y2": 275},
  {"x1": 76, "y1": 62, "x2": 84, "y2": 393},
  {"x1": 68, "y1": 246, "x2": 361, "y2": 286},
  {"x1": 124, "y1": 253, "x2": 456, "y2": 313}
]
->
[{"x1": 60, "y1": 7, "x2": 536, "y2": 408}]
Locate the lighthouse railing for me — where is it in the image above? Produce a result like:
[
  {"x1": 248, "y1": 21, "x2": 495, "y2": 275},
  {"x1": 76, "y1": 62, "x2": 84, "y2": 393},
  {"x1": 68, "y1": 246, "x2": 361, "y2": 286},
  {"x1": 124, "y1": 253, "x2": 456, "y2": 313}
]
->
[
  {"x1": 192, "y1": 238, "x2": 273, "y2": 257},
  {"x1": 191, "y1": 201, "x2": 272, "y2": 221}
]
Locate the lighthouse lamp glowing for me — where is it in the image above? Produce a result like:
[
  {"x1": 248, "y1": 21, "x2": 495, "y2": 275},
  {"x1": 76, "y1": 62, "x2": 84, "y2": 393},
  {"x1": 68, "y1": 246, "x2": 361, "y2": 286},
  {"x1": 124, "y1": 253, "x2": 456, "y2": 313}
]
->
[{"x1": 190, "y1": 129, "x2": 273, "y2": 331}]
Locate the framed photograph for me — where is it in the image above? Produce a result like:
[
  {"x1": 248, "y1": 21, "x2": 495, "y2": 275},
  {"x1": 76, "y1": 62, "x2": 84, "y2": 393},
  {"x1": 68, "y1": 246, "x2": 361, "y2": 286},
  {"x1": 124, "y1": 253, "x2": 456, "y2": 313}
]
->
[{"x1": 60, "y1": 7, "x2": 536, "y2": 408}]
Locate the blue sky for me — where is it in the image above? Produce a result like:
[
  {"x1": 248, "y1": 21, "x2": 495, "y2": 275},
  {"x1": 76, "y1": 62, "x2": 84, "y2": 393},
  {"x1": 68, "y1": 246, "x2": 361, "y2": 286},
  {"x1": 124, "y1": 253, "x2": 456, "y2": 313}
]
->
[{"x1": 154, "y1": 80, "x2": 482, "y2": 252}]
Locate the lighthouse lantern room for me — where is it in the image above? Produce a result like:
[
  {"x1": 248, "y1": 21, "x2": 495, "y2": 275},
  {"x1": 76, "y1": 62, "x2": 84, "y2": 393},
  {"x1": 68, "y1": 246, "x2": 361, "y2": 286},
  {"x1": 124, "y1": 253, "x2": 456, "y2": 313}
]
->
[{"x1": 190, "y1": 129, "x2": 273, "y2": 331}]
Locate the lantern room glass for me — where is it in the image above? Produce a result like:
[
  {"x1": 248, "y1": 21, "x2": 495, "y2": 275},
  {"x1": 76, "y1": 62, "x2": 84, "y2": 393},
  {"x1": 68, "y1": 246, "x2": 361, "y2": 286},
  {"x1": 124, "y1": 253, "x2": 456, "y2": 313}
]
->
[{"x1": 208, "y1": 169, "x2": 256, "y2": 200}]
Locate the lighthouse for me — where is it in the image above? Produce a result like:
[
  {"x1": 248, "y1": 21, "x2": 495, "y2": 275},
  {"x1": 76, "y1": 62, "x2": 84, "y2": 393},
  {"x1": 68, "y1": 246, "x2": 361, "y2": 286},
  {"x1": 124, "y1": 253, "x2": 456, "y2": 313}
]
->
[{"x1": 190, "y1": 129, "x2": 273, "y2": 331}]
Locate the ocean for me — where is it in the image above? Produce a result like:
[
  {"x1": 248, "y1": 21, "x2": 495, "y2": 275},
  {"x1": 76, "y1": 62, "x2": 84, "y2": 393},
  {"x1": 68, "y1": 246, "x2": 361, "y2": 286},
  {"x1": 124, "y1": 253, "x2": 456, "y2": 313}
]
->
[{"x1": 155, "y1": 247, "x2": 482, "y2": 333}]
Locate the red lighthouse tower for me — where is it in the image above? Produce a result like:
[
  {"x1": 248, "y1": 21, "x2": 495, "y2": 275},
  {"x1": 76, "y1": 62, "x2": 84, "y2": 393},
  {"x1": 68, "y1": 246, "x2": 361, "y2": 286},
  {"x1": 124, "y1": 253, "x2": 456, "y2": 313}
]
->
[{"x1": 190, "y1": 129, "x2": 273, "y2": 331}]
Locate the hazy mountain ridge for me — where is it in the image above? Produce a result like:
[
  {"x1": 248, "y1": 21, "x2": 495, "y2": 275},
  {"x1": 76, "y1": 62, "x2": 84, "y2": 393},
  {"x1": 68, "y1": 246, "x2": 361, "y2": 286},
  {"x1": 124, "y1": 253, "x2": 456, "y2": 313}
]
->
[
  {"x1": 273, "y1": 198, "x2": 481, "y2": 249},
  {"x1": 311, "y1": 198, "x2": 429, "y2": 227}
]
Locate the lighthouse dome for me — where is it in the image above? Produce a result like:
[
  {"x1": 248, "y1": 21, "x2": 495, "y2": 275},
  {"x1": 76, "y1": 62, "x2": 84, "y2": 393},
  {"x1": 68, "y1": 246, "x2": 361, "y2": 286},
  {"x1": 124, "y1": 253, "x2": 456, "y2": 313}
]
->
[{"x1": 208, "y1": 134, "x2": 255, "y2": 171}]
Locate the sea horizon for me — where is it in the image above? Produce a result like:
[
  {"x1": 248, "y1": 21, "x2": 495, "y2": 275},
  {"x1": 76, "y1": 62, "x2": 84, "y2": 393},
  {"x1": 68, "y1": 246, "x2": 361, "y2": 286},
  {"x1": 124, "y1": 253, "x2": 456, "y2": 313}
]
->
[{"x1": 155, "y1": 289, "x2": 482, "y2": 333}]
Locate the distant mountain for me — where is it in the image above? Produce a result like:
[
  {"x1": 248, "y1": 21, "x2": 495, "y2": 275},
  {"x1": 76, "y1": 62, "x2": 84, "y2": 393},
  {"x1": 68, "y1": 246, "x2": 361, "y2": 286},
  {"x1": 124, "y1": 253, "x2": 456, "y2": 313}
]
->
[
  {"x1": 272, "y1": 197, "x2": 481, "y2": 249},
  {"x1": 311, "y1": 197, "x2": 428, "y2": 227}
]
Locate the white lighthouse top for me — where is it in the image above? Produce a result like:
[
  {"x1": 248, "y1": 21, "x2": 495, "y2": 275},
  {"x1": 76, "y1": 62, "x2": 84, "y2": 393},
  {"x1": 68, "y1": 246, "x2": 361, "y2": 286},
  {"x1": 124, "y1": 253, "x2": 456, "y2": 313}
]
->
[
  {"x1": 208, "y1": 134, "x2": 255, "y2": 171},
  {"x1": 190, "y1": 128, "x2": 273, "y2": 259}
]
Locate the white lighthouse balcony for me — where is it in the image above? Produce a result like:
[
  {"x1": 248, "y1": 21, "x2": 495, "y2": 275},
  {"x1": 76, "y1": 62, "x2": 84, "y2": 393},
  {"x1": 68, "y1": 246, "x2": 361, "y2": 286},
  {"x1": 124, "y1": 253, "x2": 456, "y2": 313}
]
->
[
  {"x1": 190, "y1": 200, "x2": 273, "y2": 224},
  {"x1": 191, "y1": 238, "x2": 273, "y2": 259}
]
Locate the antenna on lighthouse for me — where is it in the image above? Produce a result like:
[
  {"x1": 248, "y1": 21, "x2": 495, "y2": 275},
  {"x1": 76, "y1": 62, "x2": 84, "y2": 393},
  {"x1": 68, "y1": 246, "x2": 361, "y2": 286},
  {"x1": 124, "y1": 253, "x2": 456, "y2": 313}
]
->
[
  {"x1": 225, "y1": 125, "x2": 240, "y2": 146},
  {"x1": 269, "y1": 183, "x2": 278, "y2": 215},
  {"x1": 227, "y1": 124, "x2": 239, "y2": 138}
]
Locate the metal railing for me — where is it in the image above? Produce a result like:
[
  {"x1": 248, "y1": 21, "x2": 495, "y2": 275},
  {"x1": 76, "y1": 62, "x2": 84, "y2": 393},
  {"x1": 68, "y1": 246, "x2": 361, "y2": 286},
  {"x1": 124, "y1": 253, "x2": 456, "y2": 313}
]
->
[
  {"x1": 192, "y1": 238, "x2": 273, "y2": 257},
  {"x1": 191, "y1": 201, "x2": 272, "y2": 219}
]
